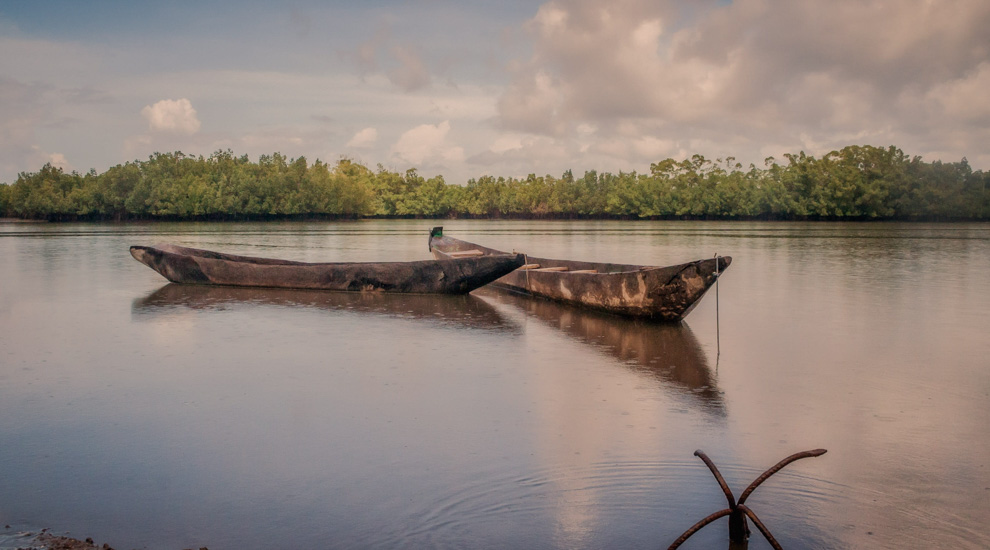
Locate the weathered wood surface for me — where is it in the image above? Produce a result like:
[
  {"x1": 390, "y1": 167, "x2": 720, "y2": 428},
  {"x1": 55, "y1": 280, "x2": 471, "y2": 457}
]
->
[
  {"x1": 429, "y1": 229, "x2": 730, "y2": 321},
  {"x1": 130, "y1": 243, "x2": 525, "y2": 294}
]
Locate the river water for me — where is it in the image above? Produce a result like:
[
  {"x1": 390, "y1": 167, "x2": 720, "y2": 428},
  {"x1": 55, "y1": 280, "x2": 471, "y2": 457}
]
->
[{"x1": 0, "y1": 220, "x2": 987, "y2": 549}]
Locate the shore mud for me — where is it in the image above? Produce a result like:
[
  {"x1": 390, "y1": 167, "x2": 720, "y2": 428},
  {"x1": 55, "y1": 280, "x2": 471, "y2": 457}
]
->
[{"x1": 0, "y1": 526, "x2": 208, "y2": 550}]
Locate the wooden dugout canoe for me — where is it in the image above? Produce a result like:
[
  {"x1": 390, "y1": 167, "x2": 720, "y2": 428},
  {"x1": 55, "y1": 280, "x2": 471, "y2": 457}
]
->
[
  {"x1": 130, "y1": 242, "x2": 525, "y2": 294},
  {"x1": 428, "y1": 227, "x2": 730, "y2": 321}
]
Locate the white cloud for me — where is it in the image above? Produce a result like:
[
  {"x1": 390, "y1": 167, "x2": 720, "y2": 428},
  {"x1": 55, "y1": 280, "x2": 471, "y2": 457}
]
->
[
  {"x1": 496, "y1": 70, "x2": 566, "y2": 135},
  {"x1": 489, "y1": 134, "x2": 524, "y2": 154},
  {"x1": 532, "y1": 3, "x2": 568, "y2": 32},
  {"x1": 347, "y1": 127, "x2": 378, "y2": 148},
  {"x1": 391, "y1": 120, "x2": 464, "y2": 167},
  {"x1": 467, "y1": 134, "x2": 571, "y2": 175},
  {"x1": 48, "y1": 152, "x2": 71, "y2": 171},
  {"x1": 141, "y1": 98, "x2": 201, "y2": 134}
]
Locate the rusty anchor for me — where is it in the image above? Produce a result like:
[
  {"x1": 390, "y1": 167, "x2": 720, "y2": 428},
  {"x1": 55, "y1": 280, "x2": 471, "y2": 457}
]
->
[{"x1": 668, "y1": 448, "x2": 827, "y2": 550}]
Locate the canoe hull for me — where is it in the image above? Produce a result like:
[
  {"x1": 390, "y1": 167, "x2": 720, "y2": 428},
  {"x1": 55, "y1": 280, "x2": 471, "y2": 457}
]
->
[
  {"x1": 429, "y1": 232, "x2": 730, "y2": 321},
  {"x1": 131, "y1": 243, "x2": 525, "y2": 294}
]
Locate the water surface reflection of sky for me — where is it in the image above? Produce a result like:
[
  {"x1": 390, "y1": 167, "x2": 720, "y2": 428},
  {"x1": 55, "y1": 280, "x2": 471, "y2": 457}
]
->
[{"x1": 0, "y1": 220, "x2": 988, "y2": 549}]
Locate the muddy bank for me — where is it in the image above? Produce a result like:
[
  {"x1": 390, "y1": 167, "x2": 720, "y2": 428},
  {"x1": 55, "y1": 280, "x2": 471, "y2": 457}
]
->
[{"x1": 0, "y1": 526, "x2": 207, "y2": 550}]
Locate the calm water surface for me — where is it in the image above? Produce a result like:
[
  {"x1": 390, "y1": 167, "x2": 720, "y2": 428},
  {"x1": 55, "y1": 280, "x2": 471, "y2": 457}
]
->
[{"x1": 1, "y1": 220, "x2": 988, "y2": 549}]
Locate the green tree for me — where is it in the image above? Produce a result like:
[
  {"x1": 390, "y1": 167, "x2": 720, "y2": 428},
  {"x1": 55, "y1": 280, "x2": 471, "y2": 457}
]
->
[
  {"x1": 3, "y1": 145, "x2": 986, "y2": 221},
  {"x1": 66, "y1": 170, "x2": 100, "y2": 217},
  {"x1": 462, "y1": 175, "x2": 505, "y2": 217},
  {"x1": 408, "y1": 175, "x2": 453, "y2": 217},
  {"x1": 331, "y1": 159, "x2": 375, "y2": 216},
  {"x1": 96, "y1": 162, "x2": 142, "y2": 219},
  {"x1": 0, "y1": 184, "x2": 9, "y2": 216},
  {"x1": 372, "y1": 166, "x2": 410, "y2": 216},
  {"x1": 9, "y1": 163, "x2": 81, "y2": 219}
]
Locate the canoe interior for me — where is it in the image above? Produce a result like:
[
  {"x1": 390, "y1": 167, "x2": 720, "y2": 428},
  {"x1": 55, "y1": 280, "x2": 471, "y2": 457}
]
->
[
  {"x1": 150, "y1": 243, "x2": 331, "y2": 266},
  {"x1": 431, "y1": 234, "x2": 655, "y2": 274}
]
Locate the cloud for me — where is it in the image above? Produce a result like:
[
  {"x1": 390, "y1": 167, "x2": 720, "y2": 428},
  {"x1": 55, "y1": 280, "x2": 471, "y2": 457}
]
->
[
  {"x1": 469, "y1": 134, "x2": 565, "y2": 168},
  {"x1": 496, "y1": 0, "x2": 680, "y2": 133},
  {"x1": 0, "y1": 76, "x2": 60, "y2": 181},
  {"x1": 927, "y1": 62, "x2": 990, "y2": 124},
  {"x1": 497, "y1": 70, "x2": 565, "y2": 135},
  {"x1": 347, "y1": 127, "x2": 378, "y2": 148},
  {"x1": 391, "y1": 120, "x2": 464, "y2": 167},
  {"x1": 2, "y1": 1, "x2": 989, "y2": 186},
  {"x1": 347, "y1": 23, "x2": 434, "y2": 92},
  {"x1": 141, "y1": 98, "x2": 201, "y2": 134},
  {"x1": 47, "y1": 152, "x2": 72, "y2": 171},
  {"x1": 495, "y1": 0, "x2": 990, "y2": 168},
  {"x1": 388, "y1": 46, "x2": 432, "y2": 92}
]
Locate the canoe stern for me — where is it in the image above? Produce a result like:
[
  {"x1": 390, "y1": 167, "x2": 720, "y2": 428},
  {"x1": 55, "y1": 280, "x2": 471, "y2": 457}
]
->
[
  {"x1": 130, "y1": 245, "x2": 210, "y2": 284},
  {"x1": 435, "y1": 253, "x2": 526, "y2": 294}
]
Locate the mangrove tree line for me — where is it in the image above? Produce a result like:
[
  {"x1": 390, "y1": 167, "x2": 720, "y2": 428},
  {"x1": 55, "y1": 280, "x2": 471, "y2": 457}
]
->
[{"x1": 1, "y1": 145, "x2": 987, "y2": 221}]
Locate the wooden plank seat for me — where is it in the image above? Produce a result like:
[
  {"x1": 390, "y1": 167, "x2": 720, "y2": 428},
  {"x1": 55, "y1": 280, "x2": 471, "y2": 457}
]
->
[
  {"x1": 518, "y1": 264, "x2": 541, "y2": 270},
  {"x1": 447, "y1": 249, "x2": 484, "y2": 257},
  {"x1": 533, "y1": 266, "x2": 569, "y2": 272}
]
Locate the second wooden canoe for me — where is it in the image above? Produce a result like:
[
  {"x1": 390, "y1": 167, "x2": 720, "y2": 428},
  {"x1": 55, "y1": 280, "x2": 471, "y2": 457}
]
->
[{"x1": 429, "y1": 227, "x2": 730, "y2": 321}]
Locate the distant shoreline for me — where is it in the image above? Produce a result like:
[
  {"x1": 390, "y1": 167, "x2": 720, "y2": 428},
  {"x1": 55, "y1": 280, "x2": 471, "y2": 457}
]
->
[
  {"x1": 0, "y1": 217, "x2": 47, "y2": 223},
  {"x1": 3, "y1": 146, "x2": 987, "y2": 221},
  {"x1": 0, "y1": 216, "x2": 986, "y2": 224}
]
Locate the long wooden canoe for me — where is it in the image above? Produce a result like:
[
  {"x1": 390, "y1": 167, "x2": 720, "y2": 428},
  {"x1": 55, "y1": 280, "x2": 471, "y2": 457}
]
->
[
  {"x1": 428, "y1": 227, "x2": 730, "y2": 321},
  {"x1": 130, "y1": 242, "x2": 525, "y2": 294}
]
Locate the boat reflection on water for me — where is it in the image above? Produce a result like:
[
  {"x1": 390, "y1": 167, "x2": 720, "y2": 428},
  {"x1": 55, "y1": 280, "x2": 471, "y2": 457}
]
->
[
  {"x1": 475, "y1": 288, "x2": 725, "y2": 414},
  {"x1": 133, "y1": 284, "x2": 721, "y2": 409},
  {"x1": 132, "y1": 283, "x2": 517, "y2": 333}
]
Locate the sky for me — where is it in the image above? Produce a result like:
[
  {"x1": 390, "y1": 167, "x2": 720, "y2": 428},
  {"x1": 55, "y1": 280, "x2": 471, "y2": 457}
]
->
[{"x1": 1, "y1": 0, "x2": 988, "y2": 185}]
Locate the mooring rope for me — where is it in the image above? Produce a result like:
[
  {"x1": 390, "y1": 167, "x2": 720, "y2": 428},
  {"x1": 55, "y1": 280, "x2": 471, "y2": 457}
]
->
[
  {"x1": 524, "y1": 253, "x2": 531, "y2": 292},
  {"x1": 715, "y1": 253, "x2": 721, "y2": 363}
]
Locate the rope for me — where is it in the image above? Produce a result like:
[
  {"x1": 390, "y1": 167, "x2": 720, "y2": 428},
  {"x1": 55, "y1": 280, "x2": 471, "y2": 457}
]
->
[
  {"x1": 524, "y1": 254, "x2": 530, "y2": 292},
  {"x1": 715, "y1": 253, "x2": 720, "y2": 362}
]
